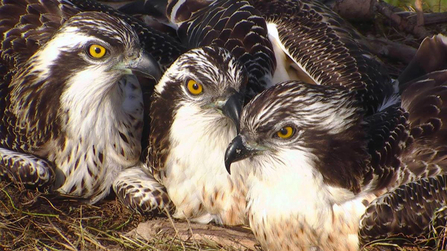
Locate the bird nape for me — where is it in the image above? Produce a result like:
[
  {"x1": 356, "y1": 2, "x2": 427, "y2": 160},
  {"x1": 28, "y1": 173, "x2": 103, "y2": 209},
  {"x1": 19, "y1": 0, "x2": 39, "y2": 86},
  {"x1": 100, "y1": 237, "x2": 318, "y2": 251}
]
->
[{"x1": 0, "y1": 0, "x2": 161, "y2": 204}]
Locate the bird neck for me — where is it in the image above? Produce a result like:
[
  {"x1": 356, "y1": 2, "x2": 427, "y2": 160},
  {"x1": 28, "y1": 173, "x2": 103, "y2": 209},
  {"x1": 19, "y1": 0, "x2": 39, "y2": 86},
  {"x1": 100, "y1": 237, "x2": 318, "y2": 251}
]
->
[
  {"x1": 162, "y1": 103, "x2": 248, "y2": 224},
  {"x1": 51, "y1": 75, "x2": 143, "y2": 202},
  {"x1": 245, "y1": 155, "x2": 365, "y2": 250},
  {"x1": 247, "y1": 151, "x2": 337, "y2": 214},
  {"x1": 170, "y1": 103, "x2": 237, "y2": 159},
  {"x1": 59, "y1": 73, "x2": 142, "y2": 151}
]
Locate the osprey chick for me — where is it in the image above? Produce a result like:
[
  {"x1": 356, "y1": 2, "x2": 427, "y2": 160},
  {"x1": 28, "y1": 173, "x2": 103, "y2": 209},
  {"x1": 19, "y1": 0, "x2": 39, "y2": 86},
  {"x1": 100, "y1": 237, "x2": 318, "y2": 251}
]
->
[
  {"x1": 225, "y1": 35, "x2": 447, "y2": 249},
  {"x1": 115, "y1": 46, "x2": 249, "y2": 224},
  {"x1": 0, "y1": 0, "x2": 160, "y2": 204}
]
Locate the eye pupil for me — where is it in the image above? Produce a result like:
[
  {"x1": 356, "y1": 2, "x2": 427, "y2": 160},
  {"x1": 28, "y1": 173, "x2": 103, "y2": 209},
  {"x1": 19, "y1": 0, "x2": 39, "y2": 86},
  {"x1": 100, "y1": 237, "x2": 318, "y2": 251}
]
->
[
  {"x1": 279, "y1": 128, "x2": 288, "y2": 135},
  {"x1": 94, "y1": 47, "x2": 102, "y2": 54},
  {"x1": 193, "y1": 83, "x2": 199, "y2": 90}
]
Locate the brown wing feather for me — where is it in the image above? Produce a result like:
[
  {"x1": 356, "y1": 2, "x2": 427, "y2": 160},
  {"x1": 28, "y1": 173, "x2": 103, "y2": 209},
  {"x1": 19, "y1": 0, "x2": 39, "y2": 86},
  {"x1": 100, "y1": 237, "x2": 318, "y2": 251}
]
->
[
  {"x1": 399, "y1": 70, "x2": 447, "y2": 181},
  {"x1": 359, "y1": 175, "x2": 447, "y2": 247},
  {"x1": 363, "y1": 104, "x2": 410, "y2": 191},
  {"x1": 251, "y1": 0, "x2": 394, "y2": 115},
  {"x1": 0, "y1": 0, "x2": 80, "y2": 153},
  {"x1": 147, "y1": 89, "x2": 176, "y2": 180},
  {"x1": 0, "y1": 0, "x2": 80, "y2": 70}
]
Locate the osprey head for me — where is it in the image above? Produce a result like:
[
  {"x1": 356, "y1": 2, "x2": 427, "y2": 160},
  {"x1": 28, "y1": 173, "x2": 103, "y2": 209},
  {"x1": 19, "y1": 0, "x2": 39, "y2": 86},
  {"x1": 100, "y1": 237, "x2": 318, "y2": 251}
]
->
[
  {"x1": 29, "y1": 11, "x2": 161, "y2": 88},
  {"x1": 154, "y1": 46, "x2": 247, "y2": 132},
  {"x1": 225, "y1": 81, "x2": 368, "y2": 193}
]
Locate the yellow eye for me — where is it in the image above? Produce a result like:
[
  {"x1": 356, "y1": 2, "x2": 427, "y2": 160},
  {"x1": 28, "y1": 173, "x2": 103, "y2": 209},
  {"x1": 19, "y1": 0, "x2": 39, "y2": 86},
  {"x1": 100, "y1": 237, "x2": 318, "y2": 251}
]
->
[
  {"x1": 186, "y1": 79, "x2": 203, "y2": 95},
  {"x1": 276, "y1": 126, "x2": 295, "y2": 139},
  {"x1": 88, "y1": 44, "x2": 107, "y2": 59}
]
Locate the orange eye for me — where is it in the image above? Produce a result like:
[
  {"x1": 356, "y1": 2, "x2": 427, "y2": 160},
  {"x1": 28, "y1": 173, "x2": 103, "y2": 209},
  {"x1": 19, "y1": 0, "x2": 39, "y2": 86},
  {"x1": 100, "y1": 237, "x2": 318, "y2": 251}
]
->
[
  {"x1": 88, "y1": 44, "x2": 107, "y2": 59},
  {"x1": 276, "y1": 126, "x2": 295, "y2": 139},
  {"x1": 186, "y1": 79, "x2": 203, "y2": 95}
]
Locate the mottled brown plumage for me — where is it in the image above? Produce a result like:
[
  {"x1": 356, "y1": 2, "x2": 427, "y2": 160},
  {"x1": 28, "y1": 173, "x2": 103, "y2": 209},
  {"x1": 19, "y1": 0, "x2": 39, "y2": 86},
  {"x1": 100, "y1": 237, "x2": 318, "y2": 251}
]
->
[
  {"x1": 225, "y1": 34, "x2": 447, "y2": 250},
  {"x1": 113, "y1": 0, "x2": 397, "y2": 225},
  {"x1": 114, "y1": 0, "x2": 273, "y2": 220},
  {"x1": 0, "y1": 0, "x2": 160, "y2": 203},
  {"x1": 167, "y1": 0, "x2": 276, "y2": 100},
  {"x1": 250, "y1": 0, "x2": 395, "y2": 115},
  {"x1": 360, "y1": 174, "x2": 447, "y2": 247}
]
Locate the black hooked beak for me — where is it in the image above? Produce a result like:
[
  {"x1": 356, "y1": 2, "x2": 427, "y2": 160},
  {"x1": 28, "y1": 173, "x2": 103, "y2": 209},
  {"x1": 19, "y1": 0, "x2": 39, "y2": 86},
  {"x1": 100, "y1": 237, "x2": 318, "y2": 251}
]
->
[
  {"x1": 221, "y1": 91, "x2": 244, "y2": 133},
  {"x1": 128, "y1": 50, "x2": 162, "y2": 81},
  {"x1": 225, "y1": 135, "x2": 256, "y2": 174}
]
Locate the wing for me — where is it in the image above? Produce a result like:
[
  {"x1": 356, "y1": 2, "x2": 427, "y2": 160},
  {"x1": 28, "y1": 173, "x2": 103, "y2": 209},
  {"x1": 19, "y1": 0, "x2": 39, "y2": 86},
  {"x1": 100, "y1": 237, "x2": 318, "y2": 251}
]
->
[
  {"x1": 363, "y1": 70, "x2": 447, "y2": 192},
  {"x1": 0, "y1": 147, "x2": 55, "y2": 186},
  {"x1": 359, "y1": 174, "x2": 447, "y2": 248},
  {"x1": 167, "y1": 0, "x2": 275, "y2": 101},
  {"x1": 0, "y1": 0, "x2": 80, "y2": 71},
  {"x1": 113, "y1": 165, "x2": 173, "y2": 214},
  {"x1": 146, "y1": 90, "x2": 173, "y2": 177},
  {"x1": 119, "y1": 0, "x2": 178, "y2": 41},
  {"x1": 399, "y1": 70, "x2": 447, "y2": 181},
  {"x1": 0, "y1": 0, "x2": 82, "y2": 153},
  {"x1": 362, "y1": 103, "x2": 410, "y2": 192},
  {"x1": 251, "y1": 0, "x2": 395, "y2": 115}
]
